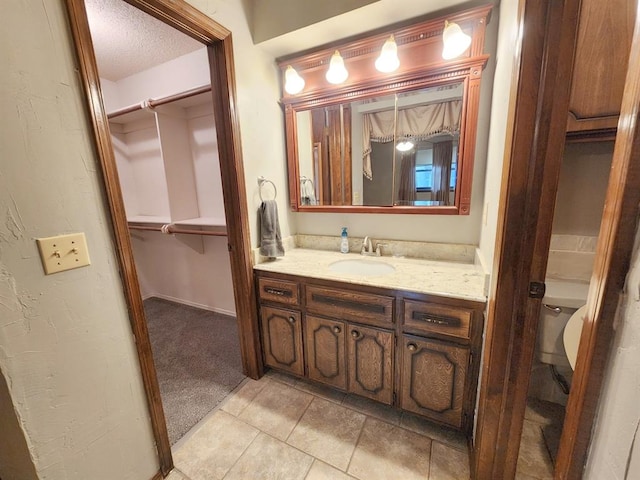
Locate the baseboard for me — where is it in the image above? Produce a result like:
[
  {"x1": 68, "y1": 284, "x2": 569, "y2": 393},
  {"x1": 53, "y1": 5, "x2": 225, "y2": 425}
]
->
[
  {"x1": 149, "y1": 293, "x2": 236, "y2": 317},
  {"x1": 151, "y1": 470, "x2": 163, "y2": 480}
]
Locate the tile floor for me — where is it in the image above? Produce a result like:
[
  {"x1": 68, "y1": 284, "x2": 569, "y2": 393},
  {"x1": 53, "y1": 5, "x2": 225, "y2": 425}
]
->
[
  {"x1": 168, "y1": 370, "x2": 470, "y2": 480},
  {"x1": 515, "y1": 398, "x2": 566, "y2": 479}
]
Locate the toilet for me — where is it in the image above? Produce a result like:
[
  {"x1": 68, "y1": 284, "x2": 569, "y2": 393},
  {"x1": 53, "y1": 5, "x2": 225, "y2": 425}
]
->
[{"x1": 537, "y1": 279, "x2": 589, "y2": 369}]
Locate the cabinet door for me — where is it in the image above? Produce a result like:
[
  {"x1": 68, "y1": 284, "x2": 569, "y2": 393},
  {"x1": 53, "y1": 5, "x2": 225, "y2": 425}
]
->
[
  {"x1": 305, "y1": 315, "x2": 347, "y2": 390},
  {"x1": 347, "y1": 324, "x2": 394, "y2": 405},
  {"x1": 400, "y1": 335, "x2": 469, "y2": 428},
  {"x1": 567, "y1": 0, "x2": 635, "y2": 133},
  {"x1": 260, "y1": 306, "x2": 304, "y2": 376}
]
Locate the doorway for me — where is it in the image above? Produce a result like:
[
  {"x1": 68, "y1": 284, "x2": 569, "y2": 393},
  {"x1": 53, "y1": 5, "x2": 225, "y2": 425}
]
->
[{"x1": 65, "y1": 0, "x2": 261, "y2": 475}]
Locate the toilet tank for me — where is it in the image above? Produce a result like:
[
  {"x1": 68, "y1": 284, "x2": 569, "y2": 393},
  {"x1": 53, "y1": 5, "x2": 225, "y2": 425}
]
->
[{"x1": 537, "y1": 279, "x2": 589, "y2": 366}]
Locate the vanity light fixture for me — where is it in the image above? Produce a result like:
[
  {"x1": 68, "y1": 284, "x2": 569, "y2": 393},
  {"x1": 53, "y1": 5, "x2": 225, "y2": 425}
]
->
[
  {"x1": 375, "y1": 35, "x2": 400, "y2": 73},
  {"x1": 284, "y1": 65, "x2": 305, "y2": 94},
  {"x1": 442, "y1": 20, "x2": 472, "y2": 60},
  {"x1": 396, "y1": 140, "x2": 415, "y2": 152},
  {"x1": 325, "y1": 50, "x2": 349, "y2": 84}
]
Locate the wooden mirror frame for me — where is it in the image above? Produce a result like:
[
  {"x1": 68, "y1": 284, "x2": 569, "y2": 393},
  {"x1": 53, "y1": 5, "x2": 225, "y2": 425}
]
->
[{"x1": 277, "y1": 4, "x2": 492, "y2": 215}]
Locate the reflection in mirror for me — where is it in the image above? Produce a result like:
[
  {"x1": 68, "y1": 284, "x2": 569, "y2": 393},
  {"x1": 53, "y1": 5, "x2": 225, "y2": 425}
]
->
[{"x1": 295, "y1": 83, "x2": 463, "y2": 208}]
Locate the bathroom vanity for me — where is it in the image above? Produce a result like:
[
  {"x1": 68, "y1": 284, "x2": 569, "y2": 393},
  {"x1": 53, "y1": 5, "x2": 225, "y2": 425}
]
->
[{"x1": 254, "y1": 249, "x2": 486, "y2": 434}]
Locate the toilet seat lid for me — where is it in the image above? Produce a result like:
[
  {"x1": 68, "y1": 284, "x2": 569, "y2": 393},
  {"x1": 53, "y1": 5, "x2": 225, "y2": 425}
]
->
[{"x1": 564, "y1": 304, "x2": 587, "y2": 370}]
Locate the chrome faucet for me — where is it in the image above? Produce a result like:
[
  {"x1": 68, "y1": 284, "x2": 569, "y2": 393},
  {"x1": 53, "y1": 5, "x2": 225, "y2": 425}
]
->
[{"x1": 361, "y1": 236, "x2": 373, "y2": 255}]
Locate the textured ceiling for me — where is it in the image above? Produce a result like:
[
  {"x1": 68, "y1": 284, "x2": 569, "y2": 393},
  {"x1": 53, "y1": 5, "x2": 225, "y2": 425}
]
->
[{"x1": 84, "y1": 0, "x2": 202, "y2": 81}]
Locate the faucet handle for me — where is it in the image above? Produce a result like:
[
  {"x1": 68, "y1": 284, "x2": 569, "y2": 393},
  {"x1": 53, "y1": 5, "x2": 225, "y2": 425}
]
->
[{"x1": 375, "y1": 243, "x2": 389, "y2": 256}]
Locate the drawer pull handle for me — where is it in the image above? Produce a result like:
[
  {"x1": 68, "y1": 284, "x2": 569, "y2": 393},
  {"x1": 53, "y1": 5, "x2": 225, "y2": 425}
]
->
[
  {"x1": 288, "y1": 316, "x2": 296, "y2": 324},
  {"x1": 265, "y1": 287, "x2": 291, "y2": 297},
  {"x1": 333, "y1": 326, "x2": 341, "y2": 334},
  {"x1": 351, "y1": 330, "x2": 360, "y2": 338},
  {"x1": 412, "y1": 312, "x2": 460, "y2": 327},
  {"x1": 407, "y1": 343, "x2": 417, "y2": 352}
]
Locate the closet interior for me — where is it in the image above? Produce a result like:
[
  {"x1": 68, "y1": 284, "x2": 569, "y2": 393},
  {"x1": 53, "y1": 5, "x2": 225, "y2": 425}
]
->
[{"x1": 85, "y1": 0, "x2": 245, "y2": 445}]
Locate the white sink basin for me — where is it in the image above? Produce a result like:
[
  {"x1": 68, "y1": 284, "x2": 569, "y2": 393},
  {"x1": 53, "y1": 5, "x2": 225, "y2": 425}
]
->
[{"x1": 329, "y1": 258, "x2": 396, "y2": 276}]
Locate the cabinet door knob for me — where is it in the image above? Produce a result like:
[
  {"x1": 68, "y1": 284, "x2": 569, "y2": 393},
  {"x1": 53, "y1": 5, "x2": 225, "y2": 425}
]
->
[
  {"x1": 351, "y1": 330, "x2": 360, "y2": 338},
  {"x1": 333, "y1": 326, "x2": 341, "y2": 334},
  {"x1": 288, "y1": 316, "x2": 295, "y2": 324},
  {"x1": 407, "y1": 343, "x2": 417, "y2": 351}
]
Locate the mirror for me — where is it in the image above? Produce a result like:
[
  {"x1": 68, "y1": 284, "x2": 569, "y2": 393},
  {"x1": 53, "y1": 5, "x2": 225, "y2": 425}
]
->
[
  {"x1": 295, "y1": 83, "x2": 462, "y2": 208},
  {"x1": 279, "y1": 5, "x2": 492, "y2": 214}
]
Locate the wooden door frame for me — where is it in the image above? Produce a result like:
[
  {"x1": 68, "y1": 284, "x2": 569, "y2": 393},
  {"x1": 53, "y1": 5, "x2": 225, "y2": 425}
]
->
[
  {"x1": 64, "y1": 0, "x2": 263, "y2": 476},
  {"x1": 474, "y1": 0, "x2": 640, "y2": 479}
]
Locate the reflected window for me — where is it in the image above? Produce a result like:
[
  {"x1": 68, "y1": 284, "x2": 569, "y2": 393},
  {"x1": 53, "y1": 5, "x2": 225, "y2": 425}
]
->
[{"x1": 415, "y1": 147, "x2": 457, "y2": 192}]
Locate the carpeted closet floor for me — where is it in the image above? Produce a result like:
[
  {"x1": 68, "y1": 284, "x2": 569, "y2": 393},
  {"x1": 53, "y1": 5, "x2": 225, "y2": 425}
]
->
[{"x1": 144, "y1": 297, "x2": 246, "y2": 445}]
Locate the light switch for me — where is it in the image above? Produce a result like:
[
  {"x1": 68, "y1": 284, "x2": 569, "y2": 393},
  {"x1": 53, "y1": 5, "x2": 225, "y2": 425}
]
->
[{"x1": 36, "y1": 233, "x2": 91, "y2": 275}]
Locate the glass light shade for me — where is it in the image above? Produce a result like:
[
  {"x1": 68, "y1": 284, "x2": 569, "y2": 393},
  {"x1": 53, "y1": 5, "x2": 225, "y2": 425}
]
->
[
  {"x1": 284, "y1": 66, "x2": 305, "y2": 94},
  {"x1": 375, "y1": 35, "x2": 400, "y2": 73},
  {"x1": 396, "y1": 140, "x2": 415, "y2": 152},
  {"x1": 325, "y1": 50, "x2": 349, "y2": 84},
  {"x1": 442, "y1": 21, "x2": 472, "y2": 60}
]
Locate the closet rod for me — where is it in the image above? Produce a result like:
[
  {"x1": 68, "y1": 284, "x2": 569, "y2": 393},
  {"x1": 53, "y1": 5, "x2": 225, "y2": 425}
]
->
[
  {"x1": 107, "y1": 84, "x2": 212, "y2": 119},
  {"x1": 128, "y1": 224, "x2": 227, "y2": 237},
  {"x1": 148, "y1": 85, "x2": 212, "y2": 108}
]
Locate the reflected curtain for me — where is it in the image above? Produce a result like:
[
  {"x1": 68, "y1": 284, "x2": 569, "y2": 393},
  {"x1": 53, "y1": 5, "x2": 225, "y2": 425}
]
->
[
  {"x1": 397, "y1": 150, "x2": 417, "y2": 205},
  {"x1": 432, "y1": 140, "x2": 453, "y2": 205},
  {"x1": 362, "y1": 100, "x2": 461, "y2": 181}
]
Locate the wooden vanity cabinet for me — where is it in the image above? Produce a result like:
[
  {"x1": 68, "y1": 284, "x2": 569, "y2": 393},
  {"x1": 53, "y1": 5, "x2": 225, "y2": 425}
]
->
[
  {"x1": 260, "y1": 306, "x2": 304, "y2": 376},
  {"x1": 305, "y1": 315, "x2": 347, "y2": 390},
  {"x1": 255, "y1": 271, "x2": 484, "y2": 432}
]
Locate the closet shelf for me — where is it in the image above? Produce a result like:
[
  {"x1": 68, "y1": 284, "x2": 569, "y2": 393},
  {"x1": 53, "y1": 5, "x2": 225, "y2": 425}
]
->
[
  {"x1": 127, "y1": 215, "x2": 172, "y2": 225},
  {"x1": 128, "y1": 222, "x2": 227, "y2": 237},
  {"x1": 173, "y1": 216, "x2": 226, "y2": 227}
]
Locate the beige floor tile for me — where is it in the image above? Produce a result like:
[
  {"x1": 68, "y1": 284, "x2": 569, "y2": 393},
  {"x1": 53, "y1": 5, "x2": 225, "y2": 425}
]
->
[
  {"x1": 225, "y1": 432, "x2": 314, "y2": 480},
  {"x1": 348, "y1": 417, "x2": 431, "y2": 480},
  {"x1": 429, "y1": 441, "x2": 470, "y2": 480},
  {"x1": 295, "y1": 378, "x2": 347, "y2": 404},
  {"x1": 173, "y1": 410, "x2": 258, "y2": 480},
  {"x1": 516, "y1": 419, "x2": 554, "y2": 479},
  {"x1": 515, "y1": 472, "x2": 541, "y2": 480},
  {"x1": 524, "y1": 397, "x2": 565, "y2": 426},
  {"x1": 400, "y1": 412, "x2": 467, "y2": 451},
  {"x1": 342, "y1": 394, "x2": 401, "y2": 425},
  {"x1": 287, "y1": 397, "x2": 366, "y2": 470},
  {"x1": 305, "y1": 460, "x2": 357, "y2": 480},
  {"x1": 221, "y1": 377, "x2": 270, "y2": 417},
  {"x1": 239, "y1": 379, "x2": 313, "y2": 440},
  {"x1": 265, "y1": 369, "x2": 299, "y2": 386},
  {"x1": 165, "y1": 469, "x2": 190, "y2": 480}
]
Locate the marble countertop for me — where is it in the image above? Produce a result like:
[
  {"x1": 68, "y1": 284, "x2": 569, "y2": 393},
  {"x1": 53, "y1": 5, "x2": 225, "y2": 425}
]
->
[{"x1": 254, "y1": 248, "x2": 488, "y2": 303}]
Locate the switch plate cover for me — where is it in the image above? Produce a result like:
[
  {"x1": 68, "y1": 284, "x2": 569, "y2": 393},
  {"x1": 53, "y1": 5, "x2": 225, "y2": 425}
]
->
[{"x1": 36, "y1": 233, "x2": 91, "y2": 275}]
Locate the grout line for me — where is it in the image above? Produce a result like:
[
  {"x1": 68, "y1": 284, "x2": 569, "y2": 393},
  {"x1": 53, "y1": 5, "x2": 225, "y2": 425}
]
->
[
  {"x1": 220, "y1": 429, "x2": 262, "y2": 480},
  {"x1": 427, "y1": 441, "x2": 434, "y2": 480},
  {"x1": 284, "y1": 394, "x2": 315, "y2": 443},
  {"x1": 344, "y1": 415, "x2": 368, "y2": 475}
]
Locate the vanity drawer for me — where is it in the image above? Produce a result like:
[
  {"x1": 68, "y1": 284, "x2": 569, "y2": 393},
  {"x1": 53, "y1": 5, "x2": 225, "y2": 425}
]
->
[
  {"x1": 306, "y1": 285, "x2": 393, "y2": 327},
  {"x1": 403, "y1": 300, "x2": 472, "y2": 340},
  {"x1": 258, "y1": 277, "x2": 300, "y2": 306}
]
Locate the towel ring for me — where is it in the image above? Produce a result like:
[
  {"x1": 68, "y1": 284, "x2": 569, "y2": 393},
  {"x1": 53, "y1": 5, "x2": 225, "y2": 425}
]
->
[{"x1": 258, "y1": 176, "x2": 277, "y2": 201}]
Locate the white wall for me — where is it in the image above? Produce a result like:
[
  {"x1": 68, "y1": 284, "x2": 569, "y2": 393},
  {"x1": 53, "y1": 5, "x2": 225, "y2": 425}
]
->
[
  {"x1": 585, "y1": 227, "x2": 640, "y2": 479},
  {"x1": 105, "y1": 48, "x2": 211, "y2": 111},
  {"x1": 133, "y1": 233, "x2": 236, "y2": 316},
  {"x1": 0, "y1": 1, "x2": 158, "y2": 478},
  {"x1": 477, "y1": 0, "x2": 522, "y2": 271},
  {"x1": 184, "y1": 0, "x2": 293, "y2": 249}
]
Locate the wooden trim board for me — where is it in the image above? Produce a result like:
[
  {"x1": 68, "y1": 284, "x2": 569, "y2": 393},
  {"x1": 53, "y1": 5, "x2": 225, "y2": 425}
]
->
[
  {"x1": 64, "y1": 0, "x2": 261, "y2": 476},
  {"x1": 473, "y1": 0, "x2": 582, "y2": 478}
]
